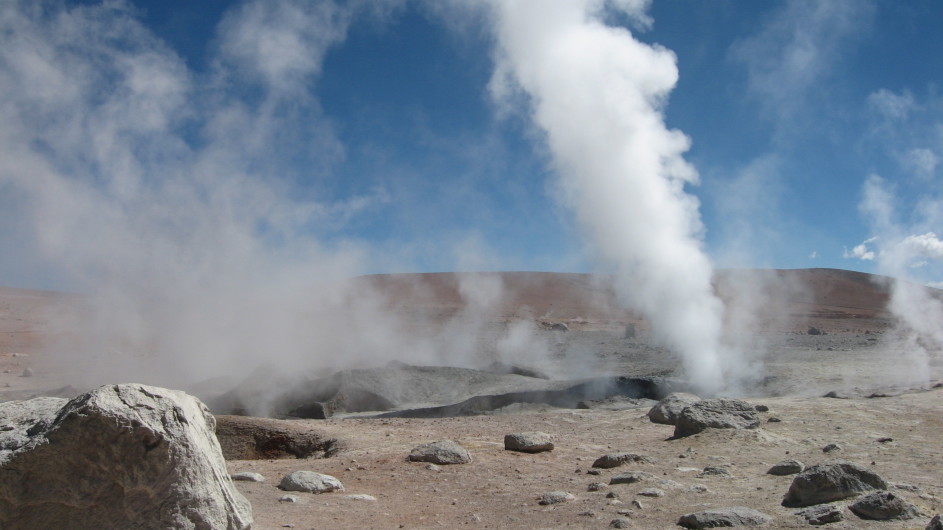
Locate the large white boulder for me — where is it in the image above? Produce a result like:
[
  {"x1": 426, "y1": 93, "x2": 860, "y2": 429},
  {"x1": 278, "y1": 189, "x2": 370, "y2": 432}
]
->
[{"x1": 0, "y1": 384, "x2": 252, "y2": 529}]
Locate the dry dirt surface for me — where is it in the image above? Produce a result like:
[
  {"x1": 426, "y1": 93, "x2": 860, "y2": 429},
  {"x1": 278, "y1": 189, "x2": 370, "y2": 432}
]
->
[{"x1": 1, "y1": 269, "x2": 942, "y2": 528}]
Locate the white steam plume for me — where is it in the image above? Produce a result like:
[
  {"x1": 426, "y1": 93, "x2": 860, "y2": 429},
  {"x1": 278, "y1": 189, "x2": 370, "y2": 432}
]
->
[
  {"x1": 486, "y1": 0, "x2": 736, "y2": 394},
  {"x1": 854, "y1": 175, "x2": 943, "y2": 386}
]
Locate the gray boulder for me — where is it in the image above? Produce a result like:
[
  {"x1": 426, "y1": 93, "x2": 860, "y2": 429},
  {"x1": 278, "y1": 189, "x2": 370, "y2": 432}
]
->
[
  {"x1": 782, "y1": 460, "x2": 888, "y2": 507},
  {"x1": 849, "y1": 491, "x2": 919, "y2": 520},
  {"x1": 231, "y1": 472, "x2": 266, "y2": 482},
  {"x1": 673, "y1": 399, "x2": 761, "y2": 438},
  {"x1": 767, "y1": 459, "x2": 804, "y2": 476},
  {"x1": 0, "y1": 384, "x2": 252, "y2": 530},
  {"x1": 795, "y1": 504, "x2": 843, "y2": 525},
  {"x1": 408, "y1": 440, "x2": 471, "y2": 464},
  {"x1": 592, "y1": 452, "x2": 653, "y2": 468},
  {"x1": 504, "y1": 432, "x2": 553, "y2": 453},
  {"x1": 647, "y1": 392, "x2": 700, "y2": 425},
  {"x1": 678, "y1": 507, "x2": 772, "y2": 528},
  {"x1": 278, "y1": 471, "x2": 344, "y2": 494}
]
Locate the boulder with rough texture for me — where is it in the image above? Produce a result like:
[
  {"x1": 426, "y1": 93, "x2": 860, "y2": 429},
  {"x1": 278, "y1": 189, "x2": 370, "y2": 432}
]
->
[
  {"x1": 927, "y1": 514, "x2": 943, "y2": 530},
  {"x1": 782, "y1": 460, "x2": 888, "y2": 507},
  {"x1": 504, "y1": 431, "x2": 553, "y2": 453},
  {"x1": 796, "y1": 504, "x2": 843, "y2": 525},
  {"x1": 678, "y1": 507, "x2": 772, "y2": 528},
  {"x1": 0, "y1": 384, "x2": 252, "y2": 530},
  {"x1": 278, "y1": 471, "x2": 344, "y2": 494},
  {"x1": 647, "y1": 392, "x2": 700, "y2": 425},
  {"x1": 231, "y1": 472, "x2": 265, "y2": 482},
  {"x1": 609, "y1": 471, "x2": 654, "y2": 485},
  {"x1": 673, "y1": 399, "x2": 761, "y2": 438},
  {"x1": 849, "y1": 491, "x2": 919, "y2": 520},
  {"x1": 767, "y1": 459, "x2": 805, "y2": 476},
  {"x1": 408, "y1": 440, "x2": 471, "y2": 464},
  {"x1": 592, "y1": 452, "x2": 653, "y2": 468}
]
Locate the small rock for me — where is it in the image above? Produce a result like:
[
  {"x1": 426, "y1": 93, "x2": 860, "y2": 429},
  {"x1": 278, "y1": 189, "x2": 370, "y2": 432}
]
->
[
  {"x1": 697, "y1": 466, "x2": 731, "y2": 478},
  {"x1": 342, "y1": 494, "x2": 376, "y2": 501},
  {"x1": 610, "y1": 471, "x2": 654, "y2": 485},
  {"x1": 504, "y1": 432, "x2": 554, "y2": 453},
  {"x1": 588, "y1": 482, "x2": 608, "y2": 492},
  {"x1": 689, "y1": 484, "x2": 709, "y2": 493},
  {"x1": 822, "y1": 443, "x2": 842, "y2": 453},
  {"x1": 278, "y1": 471, "x2": 344, "y2": 494},
  {"x1": 767, "y1": 459, "x2": 804, "y2": 476},
  {"x1": 231, "y1": 472, "x2": 266, "y2": 483},
  {"x1": 678, "y1": 507, "x2": 772, "y2": 528},
  {"x1": 278, "y1": 495, "x2": 298, "y2": 503},
  {"x1": 631, "y1": 499, "x2": 643, "y2": 509},
  {"x1": 592, "y1": 452, "x2": 653, "y2": 469},
  {"x1": 754, "y1": 404, "x2": 769, "y2": 412},
  {"x1": 849, "y1": 490, "x2": 919, "y2": 520},
  {"x1": 876, "y1": 437, "x2": 893, "y2": 443},
  {"x1": 19, "y1": 367, "x2": 33, "y2": 378},
  {"x1": 538, "y1": 491, "x2": 574, "y2": 505},
  {"x1": 577, "y1": 510, "x2": 595, "y2": 517},
  {"x1": 606, "y1": 491, "x2": 620, "y2": 499},
  {"x1": 796, "y1": 504, "x2": 843, "y2": 525},
  {"x1": 768, "y1": 417, "x2": 782, "y2": 423},
  {"x1": 637, "y1": 488, "x2": 664, "y2": 497},
  {"x1": 610, "y1": 517, "x2": 631, "y2": 528},
  {"x1": 408, "y1": 440, "x2": 471, "y2": 465},
  {"x1": 425, "y1": 464, "x2": 441, "y2": 472}
]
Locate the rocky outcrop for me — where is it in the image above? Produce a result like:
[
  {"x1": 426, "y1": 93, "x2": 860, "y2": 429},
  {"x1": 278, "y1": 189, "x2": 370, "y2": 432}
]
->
[
  {"x1": 215, "y1": 414, "x2": 343, "y2": 460},
  {"x1": 0, "y1": 384, "x2": 252, "y2": 530},
  {"x1": 678, "y1": 507, "x2": 771, "y2": 528},
  {"x1": 504, "y1": 431, "x2": 554, "y2": 453},
  {"x1": 647, "y1": 392, "x2": 700, "y2": 425},
  {"x1": 673, "y1": 399, "x2": 761, "y2": 438},
  {"x1": 408, "y1": 440, "x2": 471, "y2": 464},
  {"x1": 782, "y1": 460, "x2": 887, "y2": 507}
]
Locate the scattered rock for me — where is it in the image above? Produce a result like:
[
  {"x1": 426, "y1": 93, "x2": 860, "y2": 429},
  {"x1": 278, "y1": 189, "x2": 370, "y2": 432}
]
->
[
  {"x1": 822, "y1": 391, "x2": 847, "y2": 399},
  {"x1": 550, "y1": 323, "x2": 569, "y2": 332},
  {"x1": 0, "y1": 384, "x2": 252, "y2": 529},
  {"x1": 610, "y1": 471, "x2": 654, "y2": 485},
  {"x1": 673, "y1": 399, "x2": 761, "y2": 438},
  {"x1": 592, "y1": 452, "x2": 654, "y2": 468},
  {"x1": 768, "y1": 417, "x2": 782, "y2": 423},
  {"x1": 407, "y1": 440, "x2": 471, "y2": 465},
  {"x1": 927, "y1": 514, "x2": 943, "y2": 530},
  {"x1": 876, "y1": 437, "x2": 893, "y2": 443},
  {"x1": 754, "y1": 404, "x2": 769, "y2": 412},
  {"x1": 767, "y1": 459, "x2": 805, "y2": 476},
  {"x1": 697, "y1": 466, "x2": 731, "y2": 478},
  {"x1": 610, "y1": 517, "x2": 632, "y2": 528},
  {"x1": 278, "y1": 471, "x2": 344, "y2": 494},
  {"x1": 647, "y1": 392, "x2": 700, "y2": 425},
  {"x1": 808, "y1": 327, "x2": 823, "y2": 335},
  {"x1": 278, "y1": 495, "x2": 299, "y2": 503},
  {"x1": 782, "y1": 460, "x2": 888, "y2": 507},
  {"x1": 796, "y1": 504, "x2": 843, "y2": 525},
  {"x1": 425, "y1": 463, "x2": 441, "y2": 472},
  {"x1": 849, "y1": 491, "x2": 919, "y2": 520},
  {"x1": 822, "y1": 443, "x2": 842, "y2": 453},
  {"x1": 638, "y1": 488, "x2": 664, "y2": 497},
  {"x1": 678, "y1": 507, "x2": 771, "y2": 528},
  {"x1": 538, "y1": 491, "x2": 574, "y2": 505},
  {"x1": 587, "y1": 468, "x2": 602, "y2": 475},
  {"x1": 588, "y1": 482, "x2": 608, "y2": 492},
  {"x1": 504, "y1": 431, "x2": 553, "y2": 453},
  {"x1": 231, "y1": 472, "x2": 266, "y2": 483},
  {"x1": 19, "y1": 367, "x2": 32, "y2": 378}
]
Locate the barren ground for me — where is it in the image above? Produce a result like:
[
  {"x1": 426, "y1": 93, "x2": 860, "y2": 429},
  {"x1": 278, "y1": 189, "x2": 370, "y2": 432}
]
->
[{"x1": 1, "y1": 270, "x2": 941, "y2": 528}]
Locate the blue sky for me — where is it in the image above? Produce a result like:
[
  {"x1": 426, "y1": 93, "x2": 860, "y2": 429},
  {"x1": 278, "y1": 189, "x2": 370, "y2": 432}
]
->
[{"x1": 1, "y1": 0, "x2": 942, "y2": 291}]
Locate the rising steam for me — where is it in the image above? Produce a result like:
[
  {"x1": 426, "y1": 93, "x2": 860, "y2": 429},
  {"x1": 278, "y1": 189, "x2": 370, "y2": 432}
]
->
[{"x1": 486, "y1": 0, "x2": 738, "y2": 394}]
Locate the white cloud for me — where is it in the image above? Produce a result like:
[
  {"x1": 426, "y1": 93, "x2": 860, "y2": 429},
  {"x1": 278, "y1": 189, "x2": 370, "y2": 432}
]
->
[
  {"x1": 843, "y1": 240, "x2": 876, "y2": 261},
  {"x1": 900, "y1": 232, "x2": 943, "y2": 261},
  {"x1": 867, "y1": 88, "x2": 916, "y2": 120},
  {"x1": 809, "y1": 250, "x2": 817, "y2": 259}
]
